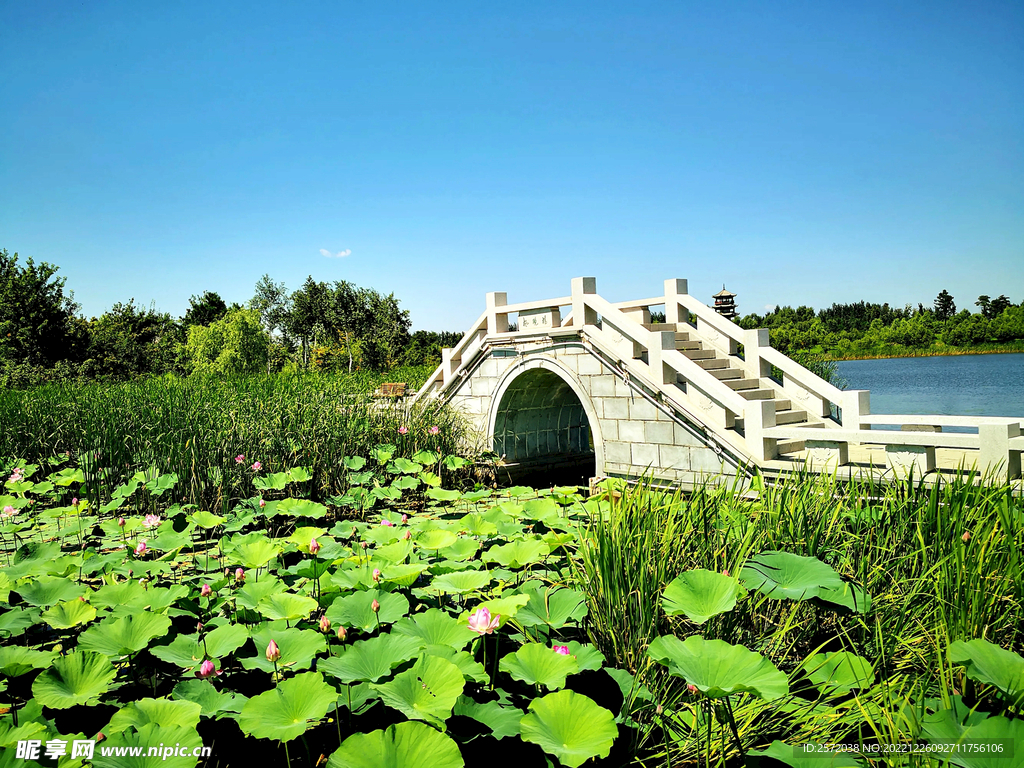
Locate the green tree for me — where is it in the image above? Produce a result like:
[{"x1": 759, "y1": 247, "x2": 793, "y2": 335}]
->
[
  {"x1": 933, "y1": 290, "x2": 956, "y2": 321},
  {"x1": 83, "y1": 301, "x2": 181, "y2": 379},
  {"x1": 0, "y1": 249, "x2": 85, "y2": 366},
  {"x1": 183, "y1": 291, "x2": 229, "y2": 328},
  {"x1": 185, "y1": 309, "x2": 270, "y2": 375},
  {"x1": 249, "y1": 275, "x2": 292, "y2": 339}
]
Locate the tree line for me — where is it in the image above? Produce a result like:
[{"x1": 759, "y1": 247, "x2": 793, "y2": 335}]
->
[
  {"x1": 737, "y1": 289, "x2": 1024, "y2": 358},
  {"x1": 0, "y1": 249, "x2": 460, "y2": 387}
]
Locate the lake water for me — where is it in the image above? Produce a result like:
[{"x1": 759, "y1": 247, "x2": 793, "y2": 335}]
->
[{"x1": 836, "y1": 353, "x2": 1024, "y2": 418}]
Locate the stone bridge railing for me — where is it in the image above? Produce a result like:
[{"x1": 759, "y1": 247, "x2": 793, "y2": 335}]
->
[{"x1": 414, "y1": 277, "x2": 1023, "y2": 481}]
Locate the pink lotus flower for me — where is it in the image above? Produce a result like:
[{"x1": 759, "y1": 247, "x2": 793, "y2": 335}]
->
[
  {"x1": 372, "y1": 568, "x2": 381, "y2": 582},
  {"x1": 134, "y1": 540, "x2": 147, "y2": 556},
  {"x1": 235, "y1": 567, "x2": 245, "y2": 582},
  {"x1": 467, "y1": 607, "x2": 500, "y2": 635},
  {"x1": 1, "y1": 505, "x2": 14, "y2": 518},
  {"x1": 117, "y1": 516, "x2": 126, "y2": 527},
  {"x1": 337, "y1": 626, "x2": 348, "y2": 642},
  {"x1": 235, "y1": 454, "x2": 245, "y2": 464},
  {"x1": 259, "y1": 498, "x2": 266, "y2": 508},
  {"x1": 251, "y1": 461, "x2": 262, "y2": 471},
  {"x1": 429, "y1": 426, "x2": 440, "y2": 435},
  {"x1": 398, "y1": 426, "x2": 409, "y2": 435},
  {"x1": 144, "y1": 514, "x2": 161, "y2": 529},
  {"x1": 687, "y1": 683, "x2": 698, "y2": 694},
  {"x1": 400, "y1": 514, "x2": 408, "y2": 524},
  {"x1": 200, "y1": 584, "x2": 212, "y2": 597},
  {"x1": 319, "y1": 615, "x2": 331, "y2": 633},
  {"x1": 309, "y1": 538, "x2": 321, "y2": 555},
  {"x1": 553, "y1": 645, "x2": 570, "y2": 655},
  {"x1": 72, "y1": 497, "x2": 78, "y2": 506},
  {"x1": 196, "y1": 659, "x2": 220, "y2": 679},
  {"x1": 266, "y1": 639, "x2": 281, "y2": 662},
  {"x1": 371, "y1": 599, "x2": 380, "y2": 613},
  {"x1": 381, "y1": 519, "x2": 393, "y2": 527}
]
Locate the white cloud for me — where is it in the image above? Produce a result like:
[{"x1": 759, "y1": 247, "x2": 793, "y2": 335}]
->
[
  {"x1": 764, "y1": 304, "x2": 776, "y2": 312},
  {"x1": 320, "y1": 248, "x2": 352, "y2": 258}
]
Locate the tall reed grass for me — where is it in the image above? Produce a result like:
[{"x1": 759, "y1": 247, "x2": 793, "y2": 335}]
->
[
  {"x1": 574, "y1": 471, "x2": 1024, "y2": 764},
  {"x1": 0, "y1": 368, "x2": 464, "y2": 509}
]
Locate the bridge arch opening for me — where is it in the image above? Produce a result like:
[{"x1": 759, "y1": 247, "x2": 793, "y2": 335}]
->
[{"x1": 490, "y1": 365, "x2": 597, "y2": 487}]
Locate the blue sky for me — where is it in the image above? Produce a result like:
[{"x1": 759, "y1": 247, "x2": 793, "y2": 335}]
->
[{"x1": 2, "y1": 1, "x2": 1021, "y2": 331}]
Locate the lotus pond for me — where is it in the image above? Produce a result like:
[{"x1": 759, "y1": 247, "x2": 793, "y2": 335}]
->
[{"x1": 1, "y1": 451, "x2": 1022, "y2": 767}]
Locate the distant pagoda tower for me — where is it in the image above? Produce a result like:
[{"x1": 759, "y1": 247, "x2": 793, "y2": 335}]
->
[{"x1": 712, "y1": 286, "x2": 738, "y2": 320}]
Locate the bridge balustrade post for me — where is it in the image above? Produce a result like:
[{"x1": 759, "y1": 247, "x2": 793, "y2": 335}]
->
[
  {"x1": 979, "y1": 422, "x2": 1022, "y2": 481},
  {"x1": 664, "y1": 278, "x2": 688, "y2": 325},
  {"x1": 843, "y1": 390, "x2": 870, "y2": 430},
  {"x1": 571, "y1": 277, "x2": 598, "y2": 328},
  {"x1": 486, "y1": 292, "x2": 509, "y2": 334},
  {"x1": 648, "y1": 331, "x2": 677, "y2": 385},
  {"x1": 745, "y1": 398, "x2": 778, "y2": 462},
  {"x1": 743, "y1": 328, "x2": 771, "y2": 380},
  {"x1": 441, "y1": 348, "x2": 457, "y2": 386}
]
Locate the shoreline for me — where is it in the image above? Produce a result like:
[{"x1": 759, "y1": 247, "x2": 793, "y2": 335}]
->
[{"x1": 832, "y1": 346, "x2": 1024, "y2": 362}]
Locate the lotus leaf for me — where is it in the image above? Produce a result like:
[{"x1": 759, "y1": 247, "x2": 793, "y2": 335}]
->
[
  {"x1": 412, "y1": 450, "x2": 439, "y2": 465},
  {"x1": 440, "y1": 538, "x2": 480, "y2": 561},
  {"x1": 326, "y1": 589, "x2": 410, "y2": 633},
  {"x1": 235, "y1": 575, "x2": 287, "y2": 610},
  {"x1": 15, "y1": 575, "x2": 87, "y2": 607},
  {"x1": 458, "y1": 513, "x2": 498, "y2": 537},
  {"x1": 372, "y1": 655, "x2": 465, "y2": 727},
  {"x1": 802, "y1": 651, "x2": 875, "y2": 694},
  {"x1": 287, "y1": 466, "x2": 313, "y2": 483},
  {"x1": 499, "y1": 643, "x2": 579, "y2": 690},
  {"x1": 238, "y1": 671, "x2": 338, "y2": 742},
  {"x1": 221, "y1": 532, "x2": 282, "y2": 570},
  {"x1": 393, "y1": 609, "x2": 476, "y2": 650},
  {"x1": 79, "y1": 613, "x2": 173, "y2": 658},
  {"x1": 415, "y1": 529, "x2": 458, "y2": 550},
  {"x1": 464, "y1": 594, "x2": 531, "y2": 628},
  {"x1": 429, "y1": 570, "x2": 492, "y2": 595},
  {"x1": 0, "y1": 646, "x2": 56, "y2": 677},
  {"x1": 319, "y1": 632, "x2": 425, "y2": 684},
  {"x1": 241, "y1": 624, "x2": 326, "y2": 674},
  {"x1": 343, "y1": 455, "x2": 367, "y2": 471},
  {"x1": 922, "y1": 708, "x2": 1024, "y2": 768},
  {"x1": 93, "y1": 583, "x2": 189, "y2": 616},
  {"x1": 327, "y1": 721, "x2": 465, "y2": 768},
  {"x1": 648, "y1": 635, "x2": 789, "y2": 700},
  {"x1": 566, "y1": 641, "x2": 606, "y2": 672},
  {"x1": 949, "y1": 638, "x2": 1024, "y2": 707},
  {"x1": 171, "y1": 678, "x2": 248, "y2": 718},
  {"x1": 108, "y1": 697, "x2": 203, "y2": 731},
  {"x1": 740, "y1": 551, "x2": 845, "y2": 601},
  {"x1": 815, "y1": 581, "x2": 873, "y2": 614},
  {"x1": 391, "y1": 457, "x2": 423, "y2": 475},
  {"x1": 32, "y1": 651, "x2": 116, "y2": 708},
  {"x1": 483, "y1": 538, "x2": 549, "y2": 569},
  {"x1": 0, "y1": 607, "x2": 40, "y2": 638},
  {"x1": 256, "y1": 591, "x2": 319, "y2": 622},
  {"x1": 373, "y1": 539, "x2": 413, "y2": 564},
  {"x1": 41, "y1": 598, "x2": 97, "y2": 630},
  {"x1": 426, "y1": 488, "x2": 462, "y2": 503},
  {"x1": 515, "y1": 583, "x2": 588, "y2": 629},
  {"x1": 520, "y1": 689, "x2": 617, "y2": 768},
  {"x1": 253, "y1": 472, "x2": 290, "y2": 491},
  {"x1": 662, "y1": 569, "x2": 746, "y2": 624},
  {"x1": 747, "y1": 741, "x2": 864, "y2": 767},
  {"x1": 288, "y1": 526, "x2": 328, "y2": 549},
  {"x1": 423, "y1": 646, "x2": 488, "y2": 684},
  {"x1": 453, "y1": 696, "x2": 523, "y2": 739},
  {"x1": 273, "y1": 498, "x2": 328, "y2": 519},
  {"x1": 189, "y1": 510, "x2": 225, "y2": 529},
  {"x1": 151, "y1": 624, "x2": 249, "y2": 670}
]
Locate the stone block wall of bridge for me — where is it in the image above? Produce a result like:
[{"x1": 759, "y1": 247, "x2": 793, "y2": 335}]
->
[{"x1": 447, "y1": 340, "x2": 742, "y2": 484}]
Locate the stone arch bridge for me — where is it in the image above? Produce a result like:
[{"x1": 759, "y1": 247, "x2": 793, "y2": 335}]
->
[{"x1": 413, "y1": 278, "x2": 1023, "y2": 488}]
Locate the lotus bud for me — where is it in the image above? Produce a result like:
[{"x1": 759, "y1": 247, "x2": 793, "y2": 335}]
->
[
  {"x1": 722, "y1": 569, "x2": 730, "y2": 577},
  {"x1": 96, "y1": 732, "x2": 106, "y2": 743},
  {"x1": 687, "y1": 683, "x2": 698, "y2": 695},
  {"x1": 196, "y1": 659, "x2": 219, "y2": 679},
  {"x1": 371, "y1": 599, "x2": 380, "y2": 613},
  {"x1": 403, "y1": 531, "x2": 411, "y2": 540},
  {"x1": 381, "y1": 519, "x2": 393, "y2": 527},
  {"x1": 72, "y1": 497, "x2": 78, "y2": 506},
  {"x1": 224, "y1": 567, "x2": 231, "y2": 578},
  {"x1": 962, "y1": 531, "x2": 971, "y2": 542},
  {"x1": 360, "y1": 541, "x2": 369, "y2": 550},
  {"x1": 235, "y1": 567, "x2": 245, "y2": 582},
  {"x1": 553, "y1": 645, "x2": 570, "y2": 655},
  {"x1": 400, "y1": 514, "x2": 408, "y2": 524},
  {"x1": 200, "y1": 584, "x2": 212, "y2": 597},
  {"x1": 197, "y1": 621, "x2": 204, "y2": 632},
  {"x1": 266, "y1": 639, "x2": 281, "y2": 662},
  {"x1": 79, "y1": 595, "x2": 88, "y2": 602},
  {"x1": 319, "y1": 615, "x2": 331, "y2": 633},
  {"x1": 134, "y1": 540, "x2": 147, "y2": 556},
  {"x1": 656, "y1": 703, "x2": 663, "y2": 715},
  {"x1": 259, "y1": 498, "x2": 266, "y2": 508},
  {"x1": 336, "y1": 626, "x2": 348, "y2": 642},
  {"x1": 117, "y1": 516, "x2": 126, "y2": 527},
  {"x1": 309, "y1": 537, "x2": 321, "y2": 555},
  {"x1": 372, "y1": 568, "x2": 381, "y2": 583}
]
